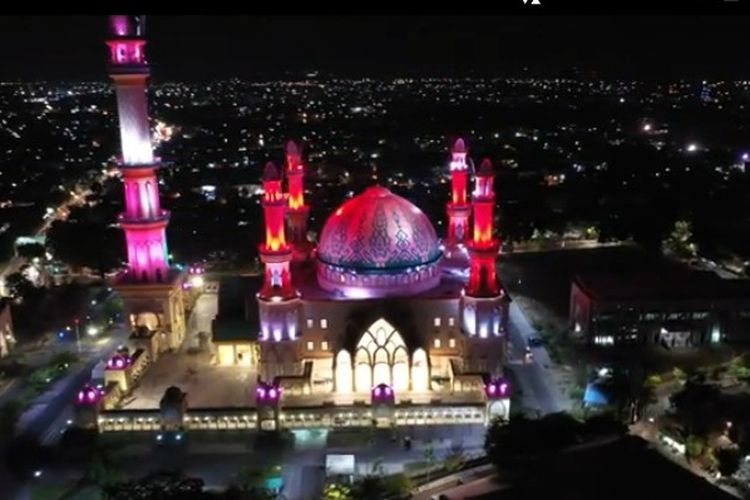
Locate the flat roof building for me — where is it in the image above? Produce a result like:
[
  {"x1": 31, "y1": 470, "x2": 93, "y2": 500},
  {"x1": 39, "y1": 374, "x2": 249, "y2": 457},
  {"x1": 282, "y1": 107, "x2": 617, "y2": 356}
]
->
[{"x1": 570, "y1": 271, "x2": 750, "y2": 348}]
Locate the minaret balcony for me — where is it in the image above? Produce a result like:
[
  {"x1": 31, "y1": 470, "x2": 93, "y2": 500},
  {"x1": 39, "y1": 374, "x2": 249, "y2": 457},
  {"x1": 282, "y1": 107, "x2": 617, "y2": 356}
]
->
[
  {"x1": 118, "y1": 209, "x2": 170, "y2": 225},
  {"x1": 108, "y1": 63, "x2": 150, "y2": 76}
]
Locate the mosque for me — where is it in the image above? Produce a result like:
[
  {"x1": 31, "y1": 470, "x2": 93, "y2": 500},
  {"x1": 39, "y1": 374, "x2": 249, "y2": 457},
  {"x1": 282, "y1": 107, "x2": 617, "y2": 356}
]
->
[
  {"x1": 79, "y1": 16, "x2": 512, "y2": 431},
  {"x1": 210, "y1": 138, "x2": 511, "y2": 405}
]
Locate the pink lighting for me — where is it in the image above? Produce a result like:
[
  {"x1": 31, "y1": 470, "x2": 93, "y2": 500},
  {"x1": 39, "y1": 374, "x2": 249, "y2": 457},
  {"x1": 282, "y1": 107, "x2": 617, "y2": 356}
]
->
[
  {"x1": 445, "y1": 138, "x2": 471, "y2": 258},
  {"x1": 107, "y1": 40, "x2": 146, "y2": 66},
  {"x1": 107, "y1": 353, "x2": 131, "y2": 370},
  {"x1": 317, "y1": 186, "x2": 442, "y2": 298},
  {"x1": 466, "y1": 158, "x2": 500, "y2": 297},
  {"x1": 111, "y1": 16, "x2": 129, "y2": 36},
  {"x1": 76, "y1": 384, "x2": 103, "y2": 405},
  {"x1": 484, "y1": 378, "x2": 510, "y2": 399},
  {"x1": 107, "y1": 16, "x2": 170, "y2": 285},
  {"x1": 256, "y1": 382, "x2": 282, "y2": 403},
  {"x1": 372, "y1": 383, "x2": 394, "y2": 401},
  {"x1": 259, "y1": 161, "x2": 296, "y2": 302}
]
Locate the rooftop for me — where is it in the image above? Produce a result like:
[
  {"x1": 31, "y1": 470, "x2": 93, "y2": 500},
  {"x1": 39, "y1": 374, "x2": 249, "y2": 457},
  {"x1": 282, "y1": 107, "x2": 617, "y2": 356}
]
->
[
  {"x1": 574, "y1": 270, "x2": 750, "y2": 303},
  {"x1": 212, "y1": 275, "x2": 262, "y2": 343}
]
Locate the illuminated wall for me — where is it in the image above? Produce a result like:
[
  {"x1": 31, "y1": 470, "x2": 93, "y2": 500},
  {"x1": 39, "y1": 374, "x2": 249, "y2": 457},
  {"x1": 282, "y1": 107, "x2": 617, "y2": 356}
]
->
[
  {"x1": 107, "y1": 15, "x2": 169, "y2": 283},
  {"x1": 446, "y1": 138, "x2": 471, "y2": 251}
]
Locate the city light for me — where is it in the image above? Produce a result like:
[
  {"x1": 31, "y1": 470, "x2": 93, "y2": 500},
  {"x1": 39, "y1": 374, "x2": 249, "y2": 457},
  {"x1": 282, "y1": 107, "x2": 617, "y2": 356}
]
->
[{"x1": 86, "y1": 325, "x2": 99, "y2": 336}]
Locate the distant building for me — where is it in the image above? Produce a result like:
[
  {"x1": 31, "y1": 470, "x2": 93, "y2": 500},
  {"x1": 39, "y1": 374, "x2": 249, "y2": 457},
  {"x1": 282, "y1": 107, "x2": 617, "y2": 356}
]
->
[
  {"x1": 569, "y1": 271, "x2": 750, "y2": 348},
  {"x1": 0, "y1": 298, "x2": 14, "y2": 357}
]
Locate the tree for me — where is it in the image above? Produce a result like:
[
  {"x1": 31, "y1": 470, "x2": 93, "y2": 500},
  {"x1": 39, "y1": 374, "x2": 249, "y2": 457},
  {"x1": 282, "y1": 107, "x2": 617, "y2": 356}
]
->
[
  {"x1": 47, "y1": 220, "x2": 123, "y2": 276},
  {"x1": 686, "y1": 435, "x2": 706, "y2": 460},
  {"x1": 321, "y1": 482, "x2": 354, "y2": 500},
  {"x1": 715, "y1": 447, "x2": 741, "y2": 477},
  {"x1": 670, "y1": 382, "x2": 722, "y2": 436},
  {"x1": 423, "y1": 443, "x2": 436, "y2": 482},
  {"x1": 662, "y1": 219, "x2": 698, "y2": 261},
  {"x1": 5, "y1": 272, "x2": 34, "y2": 299},
  {"x1": 87, "y1": 451, "x2": 123, "y2": 487},
  {"x1": 443, "y1": 443, "x2": 467, "y2": 472},
  {"x1": 582, "y1": 414, "x2": 627, "y2": 438},
  {"x1": 230, "y1": 464, "x2": 280, "y2": 498},
  {"x1": 351, "y1": 476, "x2": 386, "y2": 500},
  {"x1": 0, "y1": 400, "x2": 23, "y2": 437},
  {"x1": 102, "y1": 472, "x2": 205, "y2": 500},
  {"x1": 350, "y1": 473, "x2": 412, "y2": 500},
  {"x1": 484, "y1": 413, "x2": 582, "y2": 469},
  {"x1": 16, "y1": 242, "x2": 45, "y2": 260}
]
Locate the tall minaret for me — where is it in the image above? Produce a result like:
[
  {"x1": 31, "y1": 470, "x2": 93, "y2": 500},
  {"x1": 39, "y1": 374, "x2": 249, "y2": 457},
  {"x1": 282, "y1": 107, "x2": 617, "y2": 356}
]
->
[
  {"x1": 107, "y1": 15, "x2": 169, "y2": 283},
  {"x1": 106, "y1": 15, "x2": 185, "y2": 358},
  {"x1": 445, "y1": 138, "x2": 471, "y2": 260},
  {"x1": 284, "y1": 141, "x2": 312, "y2": 262},
  {"x1": 462, "y1": 158, "x2": 508, "y2": 345}
]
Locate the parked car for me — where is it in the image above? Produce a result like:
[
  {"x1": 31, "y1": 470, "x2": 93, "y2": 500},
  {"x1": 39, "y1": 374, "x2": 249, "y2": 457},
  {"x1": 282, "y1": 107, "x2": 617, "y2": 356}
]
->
[{"x1": 527, "y1": 336, "x2": 544, "y2": 348}]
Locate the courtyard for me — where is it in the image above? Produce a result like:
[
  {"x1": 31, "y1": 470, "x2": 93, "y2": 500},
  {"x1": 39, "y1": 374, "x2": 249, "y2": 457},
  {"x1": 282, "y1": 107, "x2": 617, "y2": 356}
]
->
[{"x1": 121, "y1": 350, "x2": 257, "y2": 409}]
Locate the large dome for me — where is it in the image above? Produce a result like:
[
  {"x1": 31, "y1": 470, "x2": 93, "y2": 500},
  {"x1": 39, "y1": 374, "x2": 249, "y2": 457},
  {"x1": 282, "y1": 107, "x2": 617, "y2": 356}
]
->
[{"x1": 317, "y1": 186, "x2": 443, "y2": 298}]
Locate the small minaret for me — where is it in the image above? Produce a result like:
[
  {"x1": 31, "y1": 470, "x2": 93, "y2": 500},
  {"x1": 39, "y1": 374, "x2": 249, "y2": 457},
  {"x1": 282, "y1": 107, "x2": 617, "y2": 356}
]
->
[
  {"x1": 259, "y1": 162, "x2": 295, "y2": 300},
  {"x1": 284, "y1": 141, "x2": 312, "y2": 262},
  {"x1": 466, "y1": 159, "x2": 500, "y2": 297},
  {"x1": 462, "y1": 158, "x2": 508, "y2": 347},
  {"x1": 107, "y1": 15, "x2": 169, "y2": 283},
  {"x1": 258, "y1": 162, "x2": 299, "y2": 345},
  {"x1": 444, "y1": 138, "x2": 472, "y2": 267}
]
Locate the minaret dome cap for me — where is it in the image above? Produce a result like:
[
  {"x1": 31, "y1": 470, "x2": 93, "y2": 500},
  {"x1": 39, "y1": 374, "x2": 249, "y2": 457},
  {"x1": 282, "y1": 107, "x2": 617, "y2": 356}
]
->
[
  {"x1": 452, "y1": 138, "x2": 467, "y2": 154},
  {"x1": 478, "y1": 158, "x2": 494, "y2": 176},
  {"x1": 285, "y1": 140, "x2": 300, "y2": 157},
  {"x1": 263, "y1": 161, "x2": 281, "y2": 181}
]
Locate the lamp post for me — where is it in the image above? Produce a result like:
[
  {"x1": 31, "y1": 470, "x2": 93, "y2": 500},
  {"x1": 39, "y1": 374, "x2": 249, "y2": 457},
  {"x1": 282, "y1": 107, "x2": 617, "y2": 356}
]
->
[{"x1": 74, "y1": 318, "x2": 81, "y2": 353}]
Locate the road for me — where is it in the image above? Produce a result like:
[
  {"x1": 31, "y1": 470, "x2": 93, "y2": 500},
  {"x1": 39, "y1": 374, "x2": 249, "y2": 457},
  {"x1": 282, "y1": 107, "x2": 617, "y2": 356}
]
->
[
  {"x1": 27, "y1": 424, "x2": 486, "y2": 500},
  {"x1": 0, "y1": 173, "x2": 105, "y2": 292},
  {"x1": 505, "y1": 303, "x2": 567, "y2": 415}
]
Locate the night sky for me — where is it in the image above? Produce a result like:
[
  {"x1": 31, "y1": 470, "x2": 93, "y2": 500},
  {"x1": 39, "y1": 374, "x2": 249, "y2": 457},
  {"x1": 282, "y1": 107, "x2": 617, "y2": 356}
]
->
[{"x1": 1, "y1": 15, "x2": 748, "y2": 81}]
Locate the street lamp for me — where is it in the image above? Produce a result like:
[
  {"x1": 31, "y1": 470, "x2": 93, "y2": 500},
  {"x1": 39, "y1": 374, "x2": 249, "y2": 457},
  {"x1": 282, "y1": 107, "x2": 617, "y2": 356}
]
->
[{"x1": 74, "y1": 318, "x2": 81, "y2": 353}]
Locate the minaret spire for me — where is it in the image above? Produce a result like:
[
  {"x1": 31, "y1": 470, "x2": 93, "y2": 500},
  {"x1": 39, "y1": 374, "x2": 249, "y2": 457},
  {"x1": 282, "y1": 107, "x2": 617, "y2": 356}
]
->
[
  {"x1": 444, "y1": 138, "x2": 471, "y2": 266},
  {"x1": 107, "y1": 15, "x2": 169, "y2": 283},
  {"x1": 461, "y1": 157, "x2": 508, "y2": 345},
  {"x1": 466, "y1": 158, "x2": 500, "y2": 296},
  {"x1": 284, "y1": 140, "x2": 312, "y2": 262}
]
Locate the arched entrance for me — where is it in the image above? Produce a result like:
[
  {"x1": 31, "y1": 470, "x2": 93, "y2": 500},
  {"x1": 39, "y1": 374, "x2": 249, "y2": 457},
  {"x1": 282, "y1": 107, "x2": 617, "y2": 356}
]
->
[
  {"x1": 354, "y1": 318, "x2": 409, "y2": 393},
  {"x1": 335, "y1": 350, "x2": 353, "y2": 394},
  {"x1": 411, "y1": 348, "x2": 429, "y2": 392}
]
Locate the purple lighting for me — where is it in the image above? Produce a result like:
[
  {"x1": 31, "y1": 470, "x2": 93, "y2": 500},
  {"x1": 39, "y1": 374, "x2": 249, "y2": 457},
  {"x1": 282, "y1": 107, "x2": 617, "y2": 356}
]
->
[
  {"x1": 111, "y1": 15, "x2": 129, "y2": 36},
  {"x1": 106, "y1": 354, "x2": 131, "y2": 370},
  {"x1": 484, "y1": 378, "x2": 510, "y2": 399},
  {"x1": 256, "y1": 382, "x2": 281, "y2": 403},
  {"x1": 371, "y1": 383, "x2": 394, "y2": 401},
  {"x1": 76, "y1": 384, "x2": 103, "y2": 405}
]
